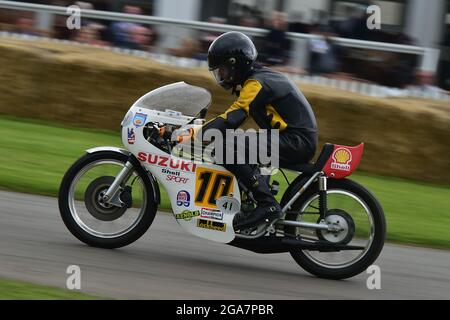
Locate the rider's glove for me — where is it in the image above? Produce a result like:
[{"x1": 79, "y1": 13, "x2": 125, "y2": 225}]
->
[{"x1": 171, "y1": 125, "x2": 201, "y2": 144}]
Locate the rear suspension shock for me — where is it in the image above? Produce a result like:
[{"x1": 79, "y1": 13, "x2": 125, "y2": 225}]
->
[{"x1": 318, "y1": 175, "x2": 328, "y2": 219}]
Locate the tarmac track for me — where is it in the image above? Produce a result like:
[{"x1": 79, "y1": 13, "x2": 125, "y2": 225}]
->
[{"x1": 0, "y1": 190, "x2": 449, "y2": 299}]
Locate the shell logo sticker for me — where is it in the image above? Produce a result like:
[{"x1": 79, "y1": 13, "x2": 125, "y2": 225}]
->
[{"x1": 331, "y1": 148, "x2": 352, "y2": 171}]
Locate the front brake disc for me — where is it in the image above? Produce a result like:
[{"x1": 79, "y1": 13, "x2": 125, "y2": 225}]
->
[{"x1": 84, "y1": 176, "x2": 128, "y2": 221}]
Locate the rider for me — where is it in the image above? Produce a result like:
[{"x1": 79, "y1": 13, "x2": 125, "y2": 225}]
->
[{"x1": 178, "y1": 31, "x2": 318, "y2": 230}]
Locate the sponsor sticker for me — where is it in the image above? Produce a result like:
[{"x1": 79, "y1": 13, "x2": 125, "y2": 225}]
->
[
  {"x1": 121, "y1": 110, "x2": 133, "y2": 127},
  {"x1": 330, "y1": 148, "x2": 352, "y2": 171},
  {"x1": 137, "y1": 152, "x2": 197, "y2": 173},
  {"x1": 201, "y1": 208, "x2": 223, "y2": 221},
  {"x1": 175, "y1": 210, "x2": 200, "y2": 221},
  {"x1": 133, "y1": 112, "x2": 147, "y2": 128},
  {"x1": 162, "y1": 168, "x2": 180, "y2": 176},
  {"x1": 167, "y1": 175, "x2": 189, "y2": 184},
  {"x1": 162, "y1": 168, "x2": 189, "y2": 183},
  {"x1": 197, "y1": 219, "x2": 226, "y2": 232},
  {"x1": 127, "y1": 127, "x2": 135, "y2": 144},
  {"x1": 176, "y1": 190, "x2": 190, "y2": 207}
]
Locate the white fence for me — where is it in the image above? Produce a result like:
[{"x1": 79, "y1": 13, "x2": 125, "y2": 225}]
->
[{"x1": 0, "y1": 0, "x2": 441, "y2": 72}]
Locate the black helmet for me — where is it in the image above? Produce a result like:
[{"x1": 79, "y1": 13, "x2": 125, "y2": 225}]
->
[{"x1": 207, "y1": 31, "x2": 258, "y2": 90}]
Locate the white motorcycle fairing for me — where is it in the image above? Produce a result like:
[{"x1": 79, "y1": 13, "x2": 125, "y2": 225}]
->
[
  {"x1": 120, "y1": 82, "x2": 240, "y2": 243},
  {"x1": 60, "y1": 81, "x2": 386, "y2": 280}
]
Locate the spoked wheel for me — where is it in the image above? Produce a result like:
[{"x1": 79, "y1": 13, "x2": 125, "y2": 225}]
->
[
  {"x1": 58, "y1": 151, "x2": 157, "y2": 249},
  {"x1": 282, "y1": 178, "x2": 386, "y2": 280}
]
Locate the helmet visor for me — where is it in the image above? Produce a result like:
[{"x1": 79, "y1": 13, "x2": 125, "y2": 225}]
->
[{"x1": 210, "y1": 66, "x2": 231, "y2": 85}]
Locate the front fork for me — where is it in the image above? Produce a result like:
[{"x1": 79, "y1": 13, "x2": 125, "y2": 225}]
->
[{"x1": 102, "y1": 160, "x2": 134, "y2": 207}]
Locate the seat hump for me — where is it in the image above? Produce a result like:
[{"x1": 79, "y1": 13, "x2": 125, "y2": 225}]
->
[{"x1": 280, "y1": 143, "x2": 335, "y2": 173}]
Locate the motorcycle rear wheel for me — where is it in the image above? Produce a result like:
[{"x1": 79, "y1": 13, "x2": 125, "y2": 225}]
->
[{"x1": 281, "y1": 178, "x2": 386, "y2": 280}]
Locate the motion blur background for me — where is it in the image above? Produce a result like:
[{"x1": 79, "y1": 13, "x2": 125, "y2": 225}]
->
[
  {"x1": 0, "y1": 0, "x2": 449, "y2": 248},
  {"x1": 1, "y1": 0, "x2": 450, "y2": 89}
]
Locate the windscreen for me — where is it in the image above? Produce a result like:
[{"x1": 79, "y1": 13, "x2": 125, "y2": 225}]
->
[{"x1": 131, "y1": 82, "x2": 212, "y2": 117}]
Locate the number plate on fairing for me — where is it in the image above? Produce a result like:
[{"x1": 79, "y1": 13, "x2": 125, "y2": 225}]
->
[
  {"x1": 194, "y1": 168, "x2": 234, "y2": 209},
  {"x1": 216, "y1": 196, "x2": 241, "y2": 215}
]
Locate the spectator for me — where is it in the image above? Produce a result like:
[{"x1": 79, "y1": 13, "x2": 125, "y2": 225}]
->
[
  {"x1": 238, "y1": 16, "x2": 260, "y2": 45},
  {"x1": 308, "y1": 26, "x2": 341, "y2": 75},
  {"x1": 288, "y1": 11, "x2": 310, "y2": 34},
  {"x1": 260, "y1": 11, "x2": 291, "y2": 66},
  {"x1": 73, "y1": 22, "x2": 108, "y2": 46},
  {"x1": 15, "y1": 17, "x2": 39, "y2": 36},
  {"x1": 168, "y1": 38, "x2": 200, "y2": 59},
  {"x1": 311, "y1": 10, "x2": 329, "y2": 30},
  {"x1": 52, "y1": 1, "x2": 94, "y2": 40},
  {"x1": 239, "y1": 16, "x2": 259, "y2": 29},
  {"x1": 338, "y1": 5, "x2": 369, "y2": 40},
  {"x1": 130, "y1": 25, "x2": 155, "y2": 51},
  {"x1": 110, "y1": 5, "x2": 155, "y2": 50},
  {"x1": 199, "y1": 16, "x2": 226, "y2": 53},
  {"x1": 75, "y1": 1, "x2": 94, "y2": 19}
]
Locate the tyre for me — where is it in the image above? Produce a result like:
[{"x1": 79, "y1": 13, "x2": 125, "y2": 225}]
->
[
  {"x1": 58, "y1": 151, "x2": 157, "y2": 249},
  {"x1": 281, "y1": 178, "x2": 386, "y2": 280}
]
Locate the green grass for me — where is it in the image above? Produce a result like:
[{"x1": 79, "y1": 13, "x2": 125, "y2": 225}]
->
[
  {"x1": 0, "y1": 277, "x2": 103, "y2": 300},
  {"x1": 0, "y1": 115, "x2": 449, "y2": 249},
  {"x1": 0, "y1": 115, "x2": 171, "y2": 209}
]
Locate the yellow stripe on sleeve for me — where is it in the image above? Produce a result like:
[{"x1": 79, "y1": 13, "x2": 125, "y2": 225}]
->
[{"x1": 219, "y1": 79, "x2": 262, "y2": 119}]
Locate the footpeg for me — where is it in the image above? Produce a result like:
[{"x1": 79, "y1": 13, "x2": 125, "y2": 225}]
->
[{"x1": 270, "y1": 180, "x2": 279, "y2": 196}]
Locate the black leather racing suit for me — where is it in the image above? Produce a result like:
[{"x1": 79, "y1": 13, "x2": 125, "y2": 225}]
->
[
  {"x1": 202, "y1": 65, "x2": 318, "y2": 177},
  {"x1": 201, "y1": 65, "x2": 318, "y2": 229}
]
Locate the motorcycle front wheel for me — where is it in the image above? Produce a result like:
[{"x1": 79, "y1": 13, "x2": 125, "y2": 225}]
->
[{"x1": 58, "y1": 151, "x2": 157, "y2": 249}]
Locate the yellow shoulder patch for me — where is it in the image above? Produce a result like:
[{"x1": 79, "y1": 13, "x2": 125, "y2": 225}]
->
[
  {"x1": 207, "y1": 79, "x2": 263, "y2": 123},
  {"x1": 266, "y1": 104, "x2": 288, "y2": 131}
]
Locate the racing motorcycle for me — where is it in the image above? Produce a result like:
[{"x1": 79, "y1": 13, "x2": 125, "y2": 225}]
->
[{"x1": 59, "y1": 82, "x2": 386, "y2": 280}]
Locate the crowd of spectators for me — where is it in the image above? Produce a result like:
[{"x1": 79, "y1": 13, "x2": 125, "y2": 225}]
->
[
  {"x1": 9, "y1": 1, "x2": 158, "y2": 51},
  {"x1": 0, "y1": 1, "x2": 447, "y2": 90}
]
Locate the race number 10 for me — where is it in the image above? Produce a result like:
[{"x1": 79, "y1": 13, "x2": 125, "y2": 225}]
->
[{"x1": 195, "y1": 168, "x2": 233, "y2": 208}]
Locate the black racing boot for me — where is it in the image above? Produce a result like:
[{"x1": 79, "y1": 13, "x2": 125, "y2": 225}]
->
[{"x1": 233, "y1": 174, "x2": 282, "y2": 231}]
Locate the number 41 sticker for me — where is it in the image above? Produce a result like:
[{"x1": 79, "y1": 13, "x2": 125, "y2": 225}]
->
[{"x1": 216, "y1": 196, "x2": 240, "y2": 215}]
